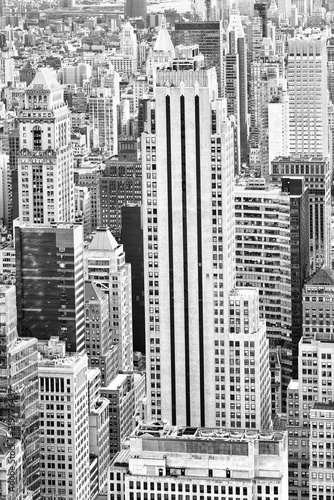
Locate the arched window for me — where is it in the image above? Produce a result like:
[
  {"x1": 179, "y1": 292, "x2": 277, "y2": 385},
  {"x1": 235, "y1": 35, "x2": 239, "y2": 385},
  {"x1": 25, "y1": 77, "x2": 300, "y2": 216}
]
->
[{"x1": 33, "y1": 126, "x2": 42, "y2": 150}]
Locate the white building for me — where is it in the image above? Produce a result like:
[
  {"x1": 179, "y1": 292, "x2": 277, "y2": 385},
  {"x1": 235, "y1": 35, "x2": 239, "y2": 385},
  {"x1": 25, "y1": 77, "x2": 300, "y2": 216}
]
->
[
  {"x1": 142, "y1": 67, "x2": 271, "y2": 429},
  {"x1": 309, "y1": 402, "x2": 334, "y2": 500},
  {"x1": 89, "y1": 87, "x2": 118, "y2": 156},
  {"x1": 84, "y1": 227, "x2": 133, "y2": 372},
  {"x1": 109, "y1": 421, "x2": 288, "y2": 500},
  {"x1": 17, "y1": 68, "x2": 74, "y2": 224},
  {"x1": 287, "y1": 33, "x2": 329, "y2": 158},
  {"x1": 38, "y1": 347, "x2": 90, "y2": 500}
]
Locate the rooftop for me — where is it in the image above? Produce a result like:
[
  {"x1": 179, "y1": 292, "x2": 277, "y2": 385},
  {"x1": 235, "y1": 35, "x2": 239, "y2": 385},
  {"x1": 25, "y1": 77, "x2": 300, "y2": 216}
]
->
[
  {"x1": 87, "y1": 227, "x2": 119, "y2": 252},
  {"x1": 28, "y1": 67, "x2": 62, "y2": 92},
  {"x1": 305, "y1": 266, "x2": 334, "y2": 286},
  {"x1": 313, "y1": 402, "x2": 334, "y2": 411},
  {"x1": 132, "y1": 421, "x2": 285, "y2": 442}
]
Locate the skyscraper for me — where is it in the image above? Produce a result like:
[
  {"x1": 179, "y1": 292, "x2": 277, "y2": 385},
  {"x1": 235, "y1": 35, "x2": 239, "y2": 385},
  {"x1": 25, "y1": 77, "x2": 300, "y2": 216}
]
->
[
  {"x1": 15, "y1": 223, "x2": 85, "y2": 352},
  {"x1": 287, "y1": 34, "x2": 329, "y2": 158},
  {"x1": 0, "y1": 285, "x2": 40, "y2": 498},
  {"x1": 226, "y1": 8, "x2": 248, "y2": 170},
  {"x1": 39, "y1": 348, "x2": 90, "y2": 500},
  {"x1": 84, "y1": 227, "x2": 133, "y2": 372},
  {"x1": 142, "y1": 68, "x2": 271, "y2": 429},
  {"x1": 172, "y1": 22, "x2": 225, "y2": 97},
  {"x1": 17, "y1": 68, "x2": 74, "y2": 225}
]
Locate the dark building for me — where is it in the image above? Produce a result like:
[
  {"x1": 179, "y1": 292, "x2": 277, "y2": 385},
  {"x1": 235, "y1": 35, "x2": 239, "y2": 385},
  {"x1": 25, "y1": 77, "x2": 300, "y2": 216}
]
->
[
  {"x1": 100, "y1": 137, "x2": 141, "y2": 234},
  {"x1": 271, "y1": 156, "x2": 331, "y2": 271},
  {"x1": 122, "y1": 204, "x2": 145, "y2": 353},
  {"x1": 15, "y1": 223, "x2": 85, "y2": 352},
  {"x1": 282, "y1": 177, "x2": 310, "y2": 377},
  {"x1": 254, "y1": 1, "x2": 268, "y2": 38},
  {"x1": 125, "y1": 0, "x2": 147, "y2": 21},
  {"x1": 172, "y1": 21, "x2": 225, "y2": 97}
]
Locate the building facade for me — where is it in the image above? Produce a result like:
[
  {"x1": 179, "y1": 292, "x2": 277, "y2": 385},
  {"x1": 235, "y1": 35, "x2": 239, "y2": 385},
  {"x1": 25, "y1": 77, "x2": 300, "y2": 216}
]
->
[
  {"x1": 17, "y1": 68, "x2": 74, "y2": 225},
  {"x1": 15, "y1": 223, "x2": 85, "y2": 352}
]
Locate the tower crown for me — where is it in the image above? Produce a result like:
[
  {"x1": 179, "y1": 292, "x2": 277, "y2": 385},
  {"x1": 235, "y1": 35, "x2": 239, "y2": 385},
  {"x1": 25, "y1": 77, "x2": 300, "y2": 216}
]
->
[{"x1": 25, "y1": 67, "x2": 64, "y2": 111}]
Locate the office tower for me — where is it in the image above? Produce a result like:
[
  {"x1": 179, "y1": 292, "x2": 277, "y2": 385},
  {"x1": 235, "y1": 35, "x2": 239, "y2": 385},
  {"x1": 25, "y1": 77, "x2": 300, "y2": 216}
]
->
[
  {"x1": 249, "y1": 57, "x2": 280, "y2": 178},
  {"x1": 87, "y1": 368, "x2": 110, "y2": 494},
  {"x1": 235, "y1": 178, "x2": 292, "y2": 414},
  {"x1": 142, "y1": 67, "x2": 272, "y2": 429},
  {"x1": 238, "y1": 0, "x2": 254, "y2": 16},
  {"x1": 287, "y1": 34, "x2": 328, "y2": 158},
  {"x1": 287, "y1": 333, "x2": 334, "y2": 500},
  {"x1": 290, "y1": 3, "x2": 298, "y2": 25},
  {"x1": 143, "y1": 68, "x2": 233, "y2": 426},
  {"x1": 74, "y1": 162, "x2": 103, "y2": 231},
  {"x1": 302, "y1": 267, "x2": 334, "y2": 339},
  {"x1": 15, "y1": 223, "x2": 85, "y2": 352},
  {"x1": 0, "y1": 285, "x2": 39, "y2": 498},
  {"x1": 254, "y1": 1, "x2": 268, "y2": 37},
  {"x1": 8, "y1": 127, "x2": 19, "y2": 227},
  {"x1": 110, "y1": 421, "x2": 288, "y2": 499},
  {"x1": 84, "y1": 227, "x2": 133, "y2": 372},
  {"x1": 122, "y1": 204, "x2": 145, "y2": 354},
  {"x1": 271, "y1": 156, "x2": 331, "y2": 270},
  {"x1": 249, "y1": 14, "x2": 263, "y2": 62},
  {"x1": 281, "y1": 177, "x2": 309, "y2": 378},
  {"x1": 120, "y1": 22, "x2": 138, "y2": 59},
  {"x1": 17, "y1": 68, "x2": 74, "y2": 225},
  {"x1": 268, "y1": 81, "x2": 289, "y2": 165},
  {"x1": 125, "y1": 0, "x2": 147, "y2": 20},
  {"x1": 0, "y1": 153, "x2": 10, "y2": 226},
  {"x1": 101, "y1": 373, "x2": 135, "y2": 457},
  {"x1": 85, "y1": 281, "x2": 118, "y2": 386},
  {"x1": 309, "y1": 403, "x2": 334, "y2": 500},
  {"x1": 226, "y1": 8, "x2": 248, "y2": 170},
  {"x1": 172, "y1": 21, "x2": 225, "y2": 97},
  {"x1": 100, "y1": 137, "x2": 141, "y2": 234},
  {"x1": 39, "y1": 348, "x2": 90, "y2": 500},
  {"x1": 74, "y1": 185, "x2": 91, "y2": 238},
  {"x1": 226, "y1": 288, "x2": 271, "y2": 430},
  {"x1": 61, "y1": 63, "x2": 92, "y2": 88},
  {"x1": 88, "y1": 88, "x2": 118, "y2": 156},
  {"x1": 277, "y1": 0, "x2": 291, "y2": 18}
]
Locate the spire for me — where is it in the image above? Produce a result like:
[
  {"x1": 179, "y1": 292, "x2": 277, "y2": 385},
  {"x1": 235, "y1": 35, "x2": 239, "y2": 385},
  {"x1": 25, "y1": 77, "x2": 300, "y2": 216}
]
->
[{"x1": 153, "y1": 15, "x2": 175, "y2": 57}]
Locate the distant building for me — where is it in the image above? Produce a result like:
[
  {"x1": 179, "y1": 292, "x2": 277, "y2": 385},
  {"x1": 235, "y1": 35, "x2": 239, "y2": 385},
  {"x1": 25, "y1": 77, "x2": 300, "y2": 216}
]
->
[
  {"x1": 172, "y1": 21, "x2": 225, "y2": 97},
  {"x1": 125, "y1": 0, "x2": 147, "y2": 22},
  {"x1": 100, "y1": 137, "x2": 141, "y2": 233},
  {"x1": 271, "y1": 156, "x2": 331, "y2": 270},
  {"x1": 85, "y1": 281, "x2": 118, "y2": 386}
]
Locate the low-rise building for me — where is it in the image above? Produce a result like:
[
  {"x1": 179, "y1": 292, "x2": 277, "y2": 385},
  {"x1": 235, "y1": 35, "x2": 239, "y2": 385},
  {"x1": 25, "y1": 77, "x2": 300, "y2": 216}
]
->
[{"x1": 109, "y1": 421, "x2": 288, "y2": 500}]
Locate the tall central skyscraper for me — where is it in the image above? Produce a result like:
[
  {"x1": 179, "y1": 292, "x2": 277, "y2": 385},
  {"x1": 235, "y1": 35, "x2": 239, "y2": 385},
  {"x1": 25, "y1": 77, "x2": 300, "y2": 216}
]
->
[
  {"x1": 17, "y1": 68, "x2": 74, "y2": 224},
  {"x1": 142, "y1": 68, "x2": 271, "y2": 429}
]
